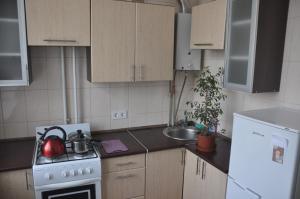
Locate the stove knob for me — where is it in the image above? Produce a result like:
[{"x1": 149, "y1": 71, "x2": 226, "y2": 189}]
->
[
  {"x1": 85, "y1": 167, "x2": 93, "y2": 174},
  {"x1": 61, "y1": 171, "x2": 69, "y2": 177},
  {"x1": 78, "y1": 168, "x2": 84, "y2": 175},
  {"x1": 44, "y1": 173, "x2": 52, "y2": 180},
  {"x1": 70, "y1": 169, "x2": 77, "y2": 176}
]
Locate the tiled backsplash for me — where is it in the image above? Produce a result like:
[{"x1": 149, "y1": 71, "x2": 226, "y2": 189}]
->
[
  {"x1": 0, "y1": 47, "x2": 195, "y2": 139},
  {"x1": 202, "y1": 0, "x2": 300, "y2": 136}
]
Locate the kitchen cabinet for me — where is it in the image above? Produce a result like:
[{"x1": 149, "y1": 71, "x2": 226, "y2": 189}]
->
[
  {"x1": 0, "y1": 169, "x2": 34, "y2": 199},
  {"x1": 0, "y1": 0, "x2": 29, "y2": 86},
  {"x1": 146, "y1": 148, "x2": 185, "y2": 199},
  {"x1": 102, "y1": 154, "x2": 146, "y2": 199},
  {"x1": 183, "y1": 150, "x2": 227, "y2": 199},
  {"x1": 224, "y1": 0, "x2": 289, "y2": 92},
  {"x1": 190, "y1": 0, "x2": 227, "y2": 49},
  {"x1": 25, "y1": 0, "x2": 90, "y2": 46},
  {"x1": 89, "y1": 0, "x2": 175, "y2": 82}
]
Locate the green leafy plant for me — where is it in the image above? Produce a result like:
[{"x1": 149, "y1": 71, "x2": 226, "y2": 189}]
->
[{"x1": 185, "y1": 66, "x2": 226, "y2": 134}]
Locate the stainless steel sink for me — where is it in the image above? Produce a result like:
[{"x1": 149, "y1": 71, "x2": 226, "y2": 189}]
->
[{"x1": 163, "y1": 126, "x2": 199, "y2": 141}]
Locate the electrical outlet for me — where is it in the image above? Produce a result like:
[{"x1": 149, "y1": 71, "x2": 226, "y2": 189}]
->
[{"x1": 112, "y1": 110, "x2": 128, "y2": 120}]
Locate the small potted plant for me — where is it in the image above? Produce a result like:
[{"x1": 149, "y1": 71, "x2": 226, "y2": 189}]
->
[{"x1": 185, "y1": 66, "x2": 226, "y2": 152}]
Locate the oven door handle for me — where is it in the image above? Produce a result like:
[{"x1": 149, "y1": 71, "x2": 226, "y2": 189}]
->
[{"x1": 34, "y1": 178, "x2": 100, "y2": 191}]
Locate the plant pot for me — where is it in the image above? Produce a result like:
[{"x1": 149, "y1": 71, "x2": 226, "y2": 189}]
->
[{"x1": 197, "y1": 134, "x2": 216, "y2": 152}]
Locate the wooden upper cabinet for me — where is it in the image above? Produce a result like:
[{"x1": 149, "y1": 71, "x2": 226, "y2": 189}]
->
[
  {"x1": 190, "y1": 0, "x2": 227, "y2": 49},
  {"x1": 135, "y1": 3, "x2": 175, "y2": 81},
  {"x1": 89, "y1": 0, "x2": 175, "y2": 83},
  {"x1": 90, "y1": 0, "x2": 135, "y2": 82},
  {"x1": 25, "y1": 0, "x2": 90, "y2": 46}
]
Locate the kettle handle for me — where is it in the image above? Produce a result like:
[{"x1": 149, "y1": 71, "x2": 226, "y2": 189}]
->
[{"x1": 40, "y1": 126, "x2": 67, "y2": 141}]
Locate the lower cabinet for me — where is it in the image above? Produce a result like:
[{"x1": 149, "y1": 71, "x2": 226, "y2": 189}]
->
[
  {"x1": 0, "y1": 169, "x2": 34, "y2": 199},
  {"x1": 146, "y1": 148, "x2": 185, "y2": 199},
  {"x1": 183, "y1": 150, "x2": 227, "y2": 199},
  {"x1": 102, "y1": 154, "x2": 146, "y2": 199}
]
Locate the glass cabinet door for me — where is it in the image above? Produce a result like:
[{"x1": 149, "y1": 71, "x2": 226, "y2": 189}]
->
[
  {"x1": 224, "y1": 0, "x2": 258, "y2": 92},
  {"x1": 0, "y1": 0, "x2": 29, "y2": 86}
]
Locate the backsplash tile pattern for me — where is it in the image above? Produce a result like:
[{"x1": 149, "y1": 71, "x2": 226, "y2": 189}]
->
[
  {"x1": 0, "y1": 47, "x2": 176, "y2": 139},
  {"x1": 202, "y1": 0, "x2": 300, "y2": 136}
]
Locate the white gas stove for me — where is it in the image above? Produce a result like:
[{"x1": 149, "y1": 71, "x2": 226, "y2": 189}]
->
[{"x1": 32, "y1": 123, "x2": 101, "y2": 199}]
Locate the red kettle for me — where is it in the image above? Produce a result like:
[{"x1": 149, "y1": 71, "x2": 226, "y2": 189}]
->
[{"x1": 39, "y1": 126, "x2": 67, "y2": 158}]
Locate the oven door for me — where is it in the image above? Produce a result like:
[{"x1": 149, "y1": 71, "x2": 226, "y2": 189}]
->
[{"x1": 35, "y1": 179, "x2": 101, "y2": 199}]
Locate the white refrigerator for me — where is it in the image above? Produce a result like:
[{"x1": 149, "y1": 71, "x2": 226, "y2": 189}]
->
[{"x1": 226, "y1": 107, "x2": 300, "y2": 199}]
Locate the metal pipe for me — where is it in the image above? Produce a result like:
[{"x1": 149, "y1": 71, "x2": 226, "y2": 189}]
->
[
  {"x1": 179, "y1": 0, "x2": 191, "y2": 13},
  {"x1": 60, "y1": 47, "x2": 68, "y2": 124},
  {"x1": 72, "y1": 47, "x2": 78, "y2": 123},
  {"x1": 175, "y1": 71, "x2": 188, "y2": 122}
]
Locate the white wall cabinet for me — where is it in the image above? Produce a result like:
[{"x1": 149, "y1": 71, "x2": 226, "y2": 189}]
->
[
  {"x1": 224, "y1": 0, "x2": 289, "y2": 92},
  {"x1": 146, "y1": 148, "x2": 185, "y2": 199},
  {"x1": 89, "y1": 0, "x2": 175, "y2": 83},
  {"x1": 190, "y1": 0, "x2": 227, "y2": 49},
  {"x1": 25, "y1": 0, "x2": 90, "y2": 46},
  {"x1": 0, "y1": 169, "x2": 34, "y2": 199},
  {"x1": 0, "y1": 0, "x2": 29, "y2": 86},
  {"x1": 183, "y1": 150, "x2": 227, "y2": 199}
]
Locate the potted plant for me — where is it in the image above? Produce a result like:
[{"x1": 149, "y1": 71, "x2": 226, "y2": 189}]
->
[{"x1": 185, "y1": 66, "x2": 226, "y2": 152}]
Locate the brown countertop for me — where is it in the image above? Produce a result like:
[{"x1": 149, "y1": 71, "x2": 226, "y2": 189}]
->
[
  {"x1": 93, "y1": 131, "x2": 147, "y2": 159},
  {"x1": 185, "y1": 135, "x2": 231, "y2": 174},
  {"x1": 0, "y1": 125, "x2": 231, "y2": 174},
  {"x1": 129, "y1": 127, "x2": 194, "y2": 152},
  {"x1": 0, "y1": 138, "x2": 35, "y2": 172}
]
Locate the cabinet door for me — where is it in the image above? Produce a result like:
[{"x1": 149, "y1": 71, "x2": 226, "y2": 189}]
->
[
  {"x1": 202, "y1": 161, "x2": 227, "y2": 199},
  {"x1": 0, "y1": 0, "x2": 29, "y2": 86},
  {"x1": 102, "y1": 168, "x2": 145, "y2": 199},
  {"x1": 146, "y1": 148, "x2": 184, "y2": 199},
  {"x1": 25, "y1": 0, "x2": 90, "y2": 46},
  {"x1": 224, "y1": 0, "x2": 258, "y2": 92},
  {"x1": 135, "y1": 3, "x2": 174, "y2": 81},
  {"x1": 90, "y1": 0, "x2": 135, "y2": 82},
  {"x1": 190, "y1": 0, "x2": 227, "y2": 49},
  {"x1": 0, "y1": 169, "x2": 34, "y2": 199},
  {"x1": 182, "y1": 150, "x2": 203, "y2": 199}
]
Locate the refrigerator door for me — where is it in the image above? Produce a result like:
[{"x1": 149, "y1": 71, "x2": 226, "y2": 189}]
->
[
  {"x1": 227, "y1": 177, "x2": 261, "y2": 199},
  {"x1": 228, "y1": 115, "x2": 300, "y2": 199}
]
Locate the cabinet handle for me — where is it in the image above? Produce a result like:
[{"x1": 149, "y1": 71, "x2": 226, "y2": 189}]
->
[
  {"x1": 181, "y1": 149, "x2": 185, "y2": 165},
  {"x1": 116, "y1": 162, "x2": 136, "y2": 166},
  {"x1": 196, "y1": 158, "x2": 200, "y2": 175},
  {"x1": 44, "y1": 39, "x2": 77, "y2": 43},
  {"x1": 193, "y1": 43, "x2": 213, "y2": 46},
  {"x1": 201, "y1": 161, "x2": 205, "y2": 179},
  {"x1": 116, "y1": 174, "x2": 136, "y2": 179}
]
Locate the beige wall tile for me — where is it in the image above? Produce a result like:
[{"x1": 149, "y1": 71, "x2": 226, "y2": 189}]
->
[
  {"x1": 29, "y1": 47, "x2": 46, "y2": 58},
  {"x1": 288, "y1": 17, "x2": 300, "y2": 62},
  {"x1": 91, "y1": 87, "x2": 110, "y2": 117},
  {"x1": 1, "y1": 91, "x2": 27, "y2": 123},
  {"x1": 284, "y1": 62, "x2": 300, "y2": 105},
  {"x1": 65, "y1": 58, "x2": 91, "y2": 89},
  {"x1": 46, "y1": 47, "x2": 61, "y2": 58},
  {"x1": 67, "y1": 88, "x2": 91, "y2": 120},
  {"x1": 26, "y1": 90, "x2": 49, "y2": 122},
  {"x1": 91, "y1": 116, "x2": 111, "y2": 131},
  {"x1": 111, "y1": 118, "x2": 129, "y2": 129},
  {"x1": 48, "y1": 90, "x2": 64, "y2": 121},
  {"x1": 110, "y1": 86, "x2": 129, "y2": 111},
  {"x1": 129, "y1": 86, "x2": 147, "y2": 114},
  {"x1": 146, "y1": 112, "x2": 163, "y2": 126},
  {"x1": 129, "y1": 113, "x2": 147, "y2": 127},
  {"x1": 26, "y1": 58, "x2": 48, "y2": 90},
  {"x1": 3, "y1": 122, "x2": 28, "y2": 138},
  {"x1": 27, "y1": 121, "x2": 54, "y2": 137},
  {"x1": 46, "y1": 58, "x2": 62, "y2": 89},
  {"x1": 146, "y1": 86, "x2": 164, "y2": 113}
]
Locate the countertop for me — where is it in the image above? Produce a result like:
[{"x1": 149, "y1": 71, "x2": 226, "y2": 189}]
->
[
  {"x1": 0, "y1": 125, "x2": 231, "y2": 174},
  {"x1": 93, "y1": 131, "x2": 147, "y2": 159},
  {"x1": 0, "y1": 138, "x2": 35, "y2": 172}
]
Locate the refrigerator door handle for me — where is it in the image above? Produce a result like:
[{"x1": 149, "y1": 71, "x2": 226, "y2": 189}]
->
[{"x1": 246, "y1": 187, "x2": 262, "y2": 199}]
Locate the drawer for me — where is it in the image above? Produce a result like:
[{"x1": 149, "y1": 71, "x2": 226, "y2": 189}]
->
[
  {"x1": 102, "y1": 154, "x2": 145, "y2": 174},
  {"x1": 102, "y1": 168, "x2": 145, "y2": 199}
]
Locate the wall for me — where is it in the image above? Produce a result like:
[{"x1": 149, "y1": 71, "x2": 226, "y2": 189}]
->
[
  {"x1": 0, "y1": 47, "x2": 172, "y2": 139},
  {"x1": 201, "y1": 0, "x2": 300, "y2": 136}
]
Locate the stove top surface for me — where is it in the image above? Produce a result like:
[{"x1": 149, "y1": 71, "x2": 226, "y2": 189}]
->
[{"x1": 35, "y1": 143, "x2": 98, "y2": 165}]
